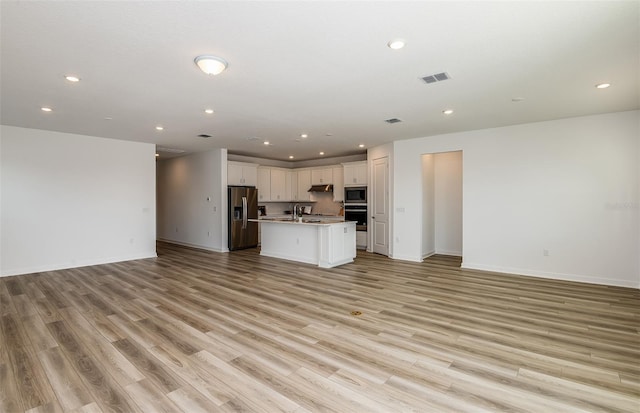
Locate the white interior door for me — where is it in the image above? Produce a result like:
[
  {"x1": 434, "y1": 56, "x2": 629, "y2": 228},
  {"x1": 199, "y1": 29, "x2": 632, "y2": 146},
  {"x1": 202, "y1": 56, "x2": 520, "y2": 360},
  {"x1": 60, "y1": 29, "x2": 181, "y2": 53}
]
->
[{"x1": 371, "y1": 157, "x2": 389, "y2": 256}]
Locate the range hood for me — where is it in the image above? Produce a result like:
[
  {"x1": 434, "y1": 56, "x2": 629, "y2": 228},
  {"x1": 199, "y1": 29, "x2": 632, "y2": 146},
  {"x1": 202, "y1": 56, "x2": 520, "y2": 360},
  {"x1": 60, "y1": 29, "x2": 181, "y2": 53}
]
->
[{"x1": 308, "y1": 184, "x2": 333, "y2": 193}]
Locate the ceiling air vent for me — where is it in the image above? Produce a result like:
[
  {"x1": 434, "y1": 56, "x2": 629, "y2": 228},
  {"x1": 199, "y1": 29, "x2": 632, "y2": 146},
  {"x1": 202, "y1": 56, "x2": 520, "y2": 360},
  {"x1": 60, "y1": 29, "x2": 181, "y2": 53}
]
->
[
  {"x1": 197, "y1": 134, "x2": 212, "y2": 138},
  {"x1": 421, "y1": 72, "x2": 451, "y2": 84},
  {"x1": 384, "y1": 118, "x2": 403, "y2": 124}
]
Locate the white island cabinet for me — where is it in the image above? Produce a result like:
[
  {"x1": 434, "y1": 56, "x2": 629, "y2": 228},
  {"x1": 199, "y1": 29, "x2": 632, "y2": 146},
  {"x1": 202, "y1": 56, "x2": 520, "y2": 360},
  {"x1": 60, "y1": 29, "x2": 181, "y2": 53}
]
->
[{"x1": 256, "y1": 220, "x2": 356, "y2": 268}]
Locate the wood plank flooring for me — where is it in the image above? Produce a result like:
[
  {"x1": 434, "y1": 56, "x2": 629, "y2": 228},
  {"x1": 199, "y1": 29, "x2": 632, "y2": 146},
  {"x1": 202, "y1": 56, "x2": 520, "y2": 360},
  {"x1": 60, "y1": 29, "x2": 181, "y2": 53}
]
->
[{"x1": 1, "y1": 242, "x2": 638, "y2": 412}]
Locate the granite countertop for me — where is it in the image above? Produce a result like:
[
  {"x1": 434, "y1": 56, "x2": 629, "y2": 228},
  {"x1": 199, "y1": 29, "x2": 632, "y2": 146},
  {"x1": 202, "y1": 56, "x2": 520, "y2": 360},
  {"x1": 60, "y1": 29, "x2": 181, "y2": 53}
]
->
[{"x1": 251, "y1": 217, "x2": 353, "y2": 226}]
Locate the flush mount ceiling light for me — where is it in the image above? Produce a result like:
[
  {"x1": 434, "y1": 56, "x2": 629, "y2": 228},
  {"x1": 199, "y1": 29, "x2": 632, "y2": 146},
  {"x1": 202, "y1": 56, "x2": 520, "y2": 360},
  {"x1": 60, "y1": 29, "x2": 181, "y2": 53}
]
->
[
  {"x1": 319, "y1": 152, "x2": 325, "y2": 156},
  {"x1": 194, "y1": 55, "x2": 228, "y2": 75},
  {"x1": 387, "y1": 39, "x2": 406, "y2": 50},
  {"x1": 595, "y1": 83, "x2": 611, "y2": 89},
  {"x1": 289, "y1": 155, "x2": 294, "y2": 159}
]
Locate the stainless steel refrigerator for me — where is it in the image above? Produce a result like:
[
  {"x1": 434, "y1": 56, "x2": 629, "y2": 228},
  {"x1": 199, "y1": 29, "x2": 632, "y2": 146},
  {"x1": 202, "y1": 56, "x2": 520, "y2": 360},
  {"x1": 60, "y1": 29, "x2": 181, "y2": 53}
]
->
[{"x1": 228, "y1": 186, "x2": 259, "y2": 250}]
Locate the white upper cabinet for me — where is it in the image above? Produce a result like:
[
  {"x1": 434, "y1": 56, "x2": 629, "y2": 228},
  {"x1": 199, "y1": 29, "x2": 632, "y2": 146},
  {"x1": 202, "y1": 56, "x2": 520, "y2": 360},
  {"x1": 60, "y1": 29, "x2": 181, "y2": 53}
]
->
[
  {"x1": 270, "y1": 168, "x2": 288, "y2": 201},
  {"x1": 311, "y1": 167, "x2": 333, "y2": 185},
  {"x1": 257, "y1": 167, "x2": 271, "y2": 201},
  {"x1": 256, "y1": 167, "x2": 294, "y2": 202},
  {"x1": 332, "y1": 166, "x2": 344, "y2": 202},
  {"x1": 297, "y1": 169, "x2": 312, "y2": 201},
  {"x1": 286, "y1": 171, "x2": 296, "y2": 201},
  {"x1": 228, "y1": 161, "x2": 258, "y2": 186},
  {"x1": 343, "y1": 161, "x2": 367, "y2": 186}
]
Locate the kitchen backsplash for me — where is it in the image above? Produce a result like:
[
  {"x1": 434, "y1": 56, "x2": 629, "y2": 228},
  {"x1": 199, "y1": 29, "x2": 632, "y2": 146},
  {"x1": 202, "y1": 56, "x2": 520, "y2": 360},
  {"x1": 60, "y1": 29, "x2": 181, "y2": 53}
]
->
[
  {"x1": 310, "y1": 193, "x2": 343, "y2": 215},
  {"x1": 260, "y1": 193, "x2": 343, "y2": 216}
]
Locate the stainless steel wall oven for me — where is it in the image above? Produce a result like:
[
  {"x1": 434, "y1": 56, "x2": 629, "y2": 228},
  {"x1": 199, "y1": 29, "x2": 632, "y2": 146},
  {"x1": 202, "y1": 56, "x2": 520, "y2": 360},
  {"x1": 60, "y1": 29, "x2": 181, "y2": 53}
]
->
[{"x1": 344, "y1": 204, "x2": 367, "y2": 231}]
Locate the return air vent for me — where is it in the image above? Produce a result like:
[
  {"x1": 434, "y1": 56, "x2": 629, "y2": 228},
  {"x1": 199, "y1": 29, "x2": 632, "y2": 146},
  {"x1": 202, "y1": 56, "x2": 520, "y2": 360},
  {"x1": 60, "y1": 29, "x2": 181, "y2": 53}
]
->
[
  {"x1": 421, "y1": 72, "x2": 451, "y2": 84},
  {"x1": 197, "y1": 134, "x2": 212, "y2": 138},
  {"x1": 156, "y1": 147, "x2": 185, "y2": 154},
  {"x1": 384, "y1": 118, "x2": 403, "y2": 124}
]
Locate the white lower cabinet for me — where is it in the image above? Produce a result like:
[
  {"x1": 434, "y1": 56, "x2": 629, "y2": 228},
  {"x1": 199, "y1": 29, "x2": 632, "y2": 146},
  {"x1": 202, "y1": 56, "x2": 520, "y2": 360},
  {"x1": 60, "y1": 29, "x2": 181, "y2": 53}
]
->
[
  {"x1": 259, "y1": 220, "x2": 356, "y2": 268},
  {"x1": 356, "y1": 231, "x2": 367, "y2": 249}
]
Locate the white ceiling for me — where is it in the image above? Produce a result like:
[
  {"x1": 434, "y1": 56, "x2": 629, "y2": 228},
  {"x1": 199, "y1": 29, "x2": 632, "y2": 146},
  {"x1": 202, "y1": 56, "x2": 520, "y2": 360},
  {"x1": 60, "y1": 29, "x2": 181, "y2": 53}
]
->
[{"x1": 1, "y1": 1, "x2": 638, "y2": 161}]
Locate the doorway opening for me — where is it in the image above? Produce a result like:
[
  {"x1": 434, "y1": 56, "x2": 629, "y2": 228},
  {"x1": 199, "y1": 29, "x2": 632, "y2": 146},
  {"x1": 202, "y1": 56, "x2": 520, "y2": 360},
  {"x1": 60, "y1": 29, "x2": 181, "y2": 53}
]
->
[{"x1": 421, "y1": 151, "x2": 463, "y2": 264}]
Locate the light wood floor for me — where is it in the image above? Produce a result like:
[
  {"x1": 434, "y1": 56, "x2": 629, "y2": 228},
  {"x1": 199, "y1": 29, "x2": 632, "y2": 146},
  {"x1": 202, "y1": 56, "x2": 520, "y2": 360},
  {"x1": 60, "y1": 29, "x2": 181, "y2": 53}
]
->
[{"x1": 1, "y1": 243, "x2": 638, "y2": 413}]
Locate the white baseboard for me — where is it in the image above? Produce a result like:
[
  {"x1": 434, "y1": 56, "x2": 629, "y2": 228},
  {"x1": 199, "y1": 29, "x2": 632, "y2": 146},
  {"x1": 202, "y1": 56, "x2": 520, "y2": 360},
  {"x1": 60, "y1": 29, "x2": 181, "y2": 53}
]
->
[
  {"x1": 435, "y1": 249, "x2": 462, "y2": 257},
  {"x1": 157, "y1": 238, "x2": 228, "y2": 253},
  {"x1": 390, "y1": 254, "x2": 423, "y2": 263},
  {"x1": 461, "y1": 262, "x2": 639, "y2": 289},
  {"x1": 422, "y1": 250, "x2": 436, "y2": 260},
  {"x1": 0, "y1": 251, "x2": 158, "y2": 278}
]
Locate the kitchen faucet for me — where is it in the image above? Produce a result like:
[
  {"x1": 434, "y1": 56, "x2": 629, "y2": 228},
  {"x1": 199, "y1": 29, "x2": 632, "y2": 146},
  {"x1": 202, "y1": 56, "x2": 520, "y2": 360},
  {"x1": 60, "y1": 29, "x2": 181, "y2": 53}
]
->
[{"x1": 292, "y1": 203, "x2": 300, "y2": 220}]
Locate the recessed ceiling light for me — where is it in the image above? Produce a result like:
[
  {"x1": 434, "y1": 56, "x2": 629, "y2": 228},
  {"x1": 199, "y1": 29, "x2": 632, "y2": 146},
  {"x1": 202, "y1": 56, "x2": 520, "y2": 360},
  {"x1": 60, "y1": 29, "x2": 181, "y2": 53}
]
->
[
  {"x1": 595, "y1": 83, "x2": 611, "y2": 89},
  {"x1": 155, "y1": 126, "x2": 164, "y2": 131},
  {"x1": 387, "y1": 39, "x2": 406, "y2": 50},
  {"x1": 65, "y1": 75, "x2": 80, "y2": 82},
  {"x1": 264, "y1": 141, "x2": 270, "y2": 145},
  {"x1": 204, "y1": 109, "x2": 214, "y2": 114},
  {"x1": 443, "y1": 109, "x2": 454, "y2": 115},
  {"x1": 289, "y1": 155, "x2": 294, "y2": 159},
  {"x1": 155, "y1": 153, "x2": 160, "y2": 157},
  {"x1": 319, "y1": 152, "x2": 325, "y2": 156},
  {"x1": 301, "y1": 134, "x2": 308, "y2": 138},
  {"x1": 41, "y1": 107, "x2": 52, "y2": 112},
  {"x1": 359, "y1": 144, "x2": 365, "y2": 148}
]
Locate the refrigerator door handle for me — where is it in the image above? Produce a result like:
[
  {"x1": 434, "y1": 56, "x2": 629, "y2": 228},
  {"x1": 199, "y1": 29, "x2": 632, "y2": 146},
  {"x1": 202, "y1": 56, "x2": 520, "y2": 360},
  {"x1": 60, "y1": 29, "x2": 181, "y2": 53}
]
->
[{"x1": 242, "y1": 196, "x2": 248, "y2": 229}]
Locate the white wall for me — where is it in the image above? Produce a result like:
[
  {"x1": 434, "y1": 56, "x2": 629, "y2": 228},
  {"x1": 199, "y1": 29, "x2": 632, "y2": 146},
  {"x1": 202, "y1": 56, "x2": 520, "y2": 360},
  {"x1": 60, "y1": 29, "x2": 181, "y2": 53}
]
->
[
  {"x1": 434, "y1": 151, "x2": 463, "y2": 256},
  {"x1": 393, "y1": 111, "x2": 639, "y2": 288},
  {"x1": 0, "y1": 125, "x2": 157, "y2": 276},
  {"x1": 156, "y1": 149, "x2": 228, "y2": 252}
]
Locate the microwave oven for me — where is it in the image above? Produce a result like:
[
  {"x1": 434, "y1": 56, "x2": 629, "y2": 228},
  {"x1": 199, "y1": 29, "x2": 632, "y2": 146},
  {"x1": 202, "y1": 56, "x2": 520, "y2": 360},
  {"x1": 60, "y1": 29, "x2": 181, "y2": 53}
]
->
[{"x1": 344, "y1": 186, "x2": 367, "y2": 204}]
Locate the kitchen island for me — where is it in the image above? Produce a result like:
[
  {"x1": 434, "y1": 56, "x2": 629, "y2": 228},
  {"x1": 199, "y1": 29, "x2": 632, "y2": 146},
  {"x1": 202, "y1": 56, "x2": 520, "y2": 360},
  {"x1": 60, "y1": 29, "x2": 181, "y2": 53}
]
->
[{"x1": 253, "y1": 218, "x2": 356, "y2": 268}]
